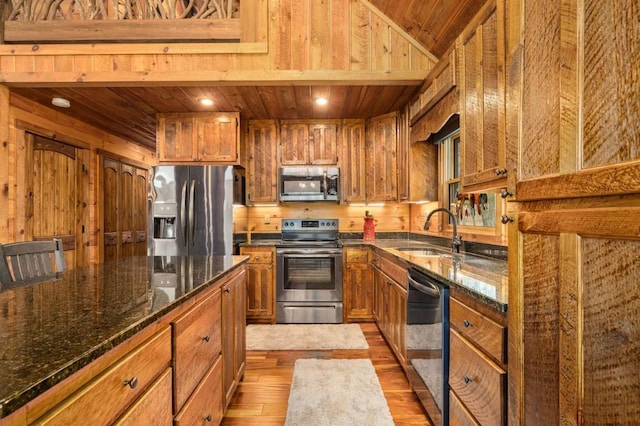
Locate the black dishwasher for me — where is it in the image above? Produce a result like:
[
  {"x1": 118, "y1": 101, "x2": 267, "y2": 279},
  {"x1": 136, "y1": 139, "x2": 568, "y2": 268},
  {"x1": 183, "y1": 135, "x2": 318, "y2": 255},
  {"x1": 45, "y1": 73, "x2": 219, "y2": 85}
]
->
[{"x1": 406, "y1": 267, "x2": 449, "y2": 426}]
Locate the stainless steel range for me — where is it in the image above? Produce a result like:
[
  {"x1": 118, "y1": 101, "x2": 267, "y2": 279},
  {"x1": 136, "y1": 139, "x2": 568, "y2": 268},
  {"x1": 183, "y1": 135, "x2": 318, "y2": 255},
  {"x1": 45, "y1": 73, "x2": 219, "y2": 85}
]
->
[{"x1": 276, "y1": 218, "x2": 343, "y2": 323}]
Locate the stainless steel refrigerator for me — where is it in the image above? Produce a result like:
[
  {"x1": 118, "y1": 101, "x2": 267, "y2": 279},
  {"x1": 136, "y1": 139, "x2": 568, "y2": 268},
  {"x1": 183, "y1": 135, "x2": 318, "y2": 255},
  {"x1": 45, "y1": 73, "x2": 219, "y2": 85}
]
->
[{"x1": 148, "y1": 165, "x2": 234, "y2": 256}]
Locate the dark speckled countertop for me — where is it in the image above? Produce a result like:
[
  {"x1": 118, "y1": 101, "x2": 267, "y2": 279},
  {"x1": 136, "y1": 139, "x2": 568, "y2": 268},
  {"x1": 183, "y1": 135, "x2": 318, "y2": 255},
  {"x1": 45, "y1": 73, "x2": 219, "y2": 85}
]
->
[
  {"x1": 0, "y1": 255, "x2": 248, "y2": 419},
  {"x1": 342, "y1": 239, "x2": 508, "y2": 312}
]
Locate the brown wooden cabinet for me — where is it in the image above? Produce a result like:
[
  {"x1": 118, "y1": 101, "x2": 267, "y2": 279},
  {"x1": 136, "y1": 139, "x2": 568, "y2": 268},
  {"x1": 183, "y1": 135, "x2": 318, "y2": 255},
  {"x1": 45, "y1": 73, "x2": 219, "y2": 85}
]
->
[
  {"x1": 365, "y1": 113, "x2": 398, "y2": 202},
  {"x1": 221, "y1": 268, "x2": 246, "y2": 409},
  {"x1": 115, "y1": 368, "x2": 173, "y2": 426},
  {"x1": 459, "y1": 1, "x2": 506, "y2": 190},
  {"x1": 371, "y1": 251, "x2": 407, "y2": 365},
  {"x1": 508, "y1": 0, "x2": 640, "y2": 422},
  {"x1": 340, "y1": 119, "x2": 367, "y2": 203},
  {"x1": 174, "y1": 357, "x2": 223, "y2": 426},
  {"x1": 279, "y1": 119, "x2": 339, "y2": 165},
  {"x1": 449, "y1": 296, "x2": 507, "y2": 425},
  {"x1": 38, "y1": 327, "x2": 172, "y2": 425},
  {"x1": 172, "y1": 288, "x2": 222, "y2": 413},
  {"x1": 343, "y1": 247, "x2": 373, "y2": 322},
  {"x1": 157, "y1": 112, "x2": 240, "y2": 163},
  {"x1": 102, "y1": 156, "x2": 148, "y2": 262},
  {"x1": 240, "y1": 246, "x2": 276, "y2": 324},
  {"x1": 246, "y1": 120, "x2": 279, "y2": 205}
]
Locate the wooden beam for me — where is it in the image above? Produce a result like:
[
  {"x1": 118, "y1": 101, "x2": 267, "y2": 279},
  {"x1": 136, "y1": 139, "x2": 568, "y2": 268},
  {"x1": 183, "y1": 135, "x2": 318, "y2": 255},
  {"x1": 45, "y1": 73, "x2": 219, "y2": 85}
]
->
[
  {"x1": 4, "y1": 20, "x2": 241, "y2": 43},
  {"x1": 0, "y1": 70, "x2": 428, "y2": 87},
  {"x1": 0, "y1": 42, "x2": 267, "y2": 56}
]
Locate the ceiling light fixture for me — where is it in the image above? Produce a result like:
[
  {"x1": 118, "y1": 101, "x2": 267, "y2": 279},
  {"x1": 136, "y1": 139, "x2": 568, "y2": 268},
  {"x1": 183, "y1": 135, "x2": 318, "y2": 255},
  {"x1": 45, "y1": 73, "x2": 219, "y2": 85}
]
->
[
  {"x1": 51, "y1": 97, "x2": 71, "y2": 108},
  {"x1": 315, "y1": 97, "x2": 328, "y2": 106},
  {"x1": 200, "y1": 98, "x2": 214, "y2": 106}
]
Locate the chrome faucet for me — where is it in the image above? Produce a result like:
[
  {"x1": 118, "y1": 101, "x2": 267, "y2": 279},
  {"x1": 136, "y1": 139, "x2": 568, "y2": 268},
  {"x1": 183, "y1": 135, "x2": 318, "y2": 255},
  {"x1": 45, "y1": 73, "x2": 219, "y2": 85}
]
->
[{"x1": 424, "y1": 208, "x2": 463, "y2": 253}]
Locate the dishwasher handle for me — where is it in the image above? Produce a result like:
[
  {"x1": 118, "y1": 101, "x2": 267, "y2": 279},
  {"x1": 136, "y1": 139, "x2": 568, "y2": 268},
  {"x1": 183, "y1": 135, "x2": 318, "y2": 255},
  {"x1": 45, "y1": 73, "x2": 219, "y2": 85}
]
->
[{"x1": 407, "y1": 270, "x2": 441, "y2": 298}]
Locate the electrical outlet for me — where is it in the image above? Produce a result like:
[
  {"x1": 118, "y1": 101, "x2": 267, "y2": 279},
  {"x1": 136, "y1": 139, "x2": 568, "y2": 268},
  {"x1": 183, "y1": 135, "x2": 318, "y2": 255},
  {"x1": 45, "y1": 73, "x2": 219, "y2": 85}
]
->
[{"x1": 264, "y1": 214, "x2": 270, "y2": 224}]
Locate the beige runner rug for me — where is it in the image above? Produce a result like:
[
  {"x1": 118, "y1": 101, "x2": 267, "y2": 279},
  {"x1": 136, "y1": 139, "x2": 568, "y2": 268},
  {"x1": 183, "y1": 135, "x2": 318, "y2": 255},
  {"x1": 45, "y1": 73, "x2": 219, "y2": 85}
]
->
[
  {"x1": 246, "y1": 324, "x2": 369, "y2": 350},
  {"x1": 285, "y1": 358, "x2": 394, "y2": 426}
]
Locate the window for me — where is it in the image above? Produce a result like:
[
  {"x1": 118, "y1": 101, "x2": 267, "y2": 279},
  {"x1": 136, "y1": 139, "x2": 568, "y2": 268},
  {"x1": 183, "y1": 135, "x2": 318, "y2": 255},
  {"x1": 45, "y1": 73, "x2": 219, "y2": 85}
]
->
[{"x1": 436, "y1": 121, "x2": 496, "y2": 229}]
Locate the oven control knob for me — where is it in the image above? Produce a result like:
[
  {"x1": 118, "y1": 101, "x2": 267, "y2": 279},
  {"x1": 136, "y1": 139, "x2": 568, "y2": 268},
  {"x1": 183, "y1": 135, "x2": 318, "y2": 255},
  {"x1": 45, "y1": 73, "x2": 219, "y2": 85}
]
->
[{"x1": 284, "y1": 221, "x2": 289, "y2": 227}]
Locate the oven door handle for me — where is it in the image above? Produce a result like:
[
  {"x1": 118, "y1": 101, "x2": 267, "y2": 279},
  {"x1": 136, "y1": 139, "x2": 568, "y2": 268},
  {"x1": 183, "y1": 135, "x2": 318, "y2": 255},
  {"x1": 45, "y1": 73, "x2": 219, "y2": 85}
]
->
[
  {"x1": 278, "y1": 251, "x2": 342, "y2": 257},
  {"x1": 407, "y1": 275, "x2": 440, "y2": 298}
]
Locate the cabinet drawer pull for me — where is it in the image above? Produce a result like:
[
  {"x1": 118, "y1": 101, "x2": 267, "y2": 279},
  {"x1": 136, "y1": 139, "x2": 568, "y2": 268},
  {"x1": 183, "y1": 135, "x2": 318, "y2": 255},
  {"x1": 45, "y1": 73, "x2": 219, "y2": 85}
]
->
[
  {"x1": 225, "y1": 288, "x2": 231, "y2": 294},
  {"x1": 463, "y1": 320, "x2": 473, "y2": 328},
  {"x1": 254, "y1": 256, "x2": 260, "y2": 261},
  {"x1": 202, "y1": 335, "x2": 211, "y2": 342},
  {"x1": 204, "y1": 414, "x2": 212, "y2": 422},
  {"x1": 123, "y1": 377, "x2": 138, "y2": 389},
  {"x1": 463, "y1": 375, "x2": 474, "y2": 384}
]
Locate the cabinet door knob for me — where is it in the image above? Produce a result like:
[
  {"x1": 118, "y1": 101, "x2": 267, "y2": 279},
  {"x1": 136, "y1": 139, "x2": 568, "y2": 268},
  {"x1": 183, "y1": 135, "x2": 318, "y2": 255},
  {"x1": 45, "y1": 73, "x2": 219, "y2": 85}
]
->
[
  {"x1": 123, "y1": 377, "x2": 138, "y2": 389},
  {"x1": 501, "y1": 215, "x2": 515, "y2": 224},
  {"x1": 500, "y1": 188, "x2": 513, "y2": 198},
  {"x1": 463, "y1": 375, "x2": 474, "y2": 384},
  {"x1": 204, "y1": 414, "x2": 212, "y2": 422},
  {"x1": 202, "y1": 335, "x2": 211, "y2": 342},
  {"x1": 463, "y1": 320, "x2": 473, "y2": 328},
  {"x1": 225, "y1": 288, "x2": 231, "y2": 294}
]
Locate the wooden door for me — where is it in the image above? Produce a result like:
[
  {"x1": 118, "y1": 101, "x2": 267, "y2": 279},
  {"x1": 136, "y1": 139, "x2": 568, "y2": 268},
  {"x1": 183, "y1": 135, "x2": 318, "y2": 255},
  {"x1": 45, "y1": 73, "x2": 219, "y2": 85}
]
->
[
  {"x1": 103, "y1": 158, "x2": 120, "y2": 262},
  {"x1": 240, "y1": 247, "x2": 275, "y2": 323},
  {"x1": 343, "y1": 249, "x2": 373, "y2": 322},
  {"x1": 102, "y1": 156, "x2": 148, "y2": 262},
  {"x1": 340, "y1": 119, "x2": 366, "y2": 204},
  {"x1": 460, "y1": 1, "x2": 506, "y2": 189},
  {"x1": 366, "y1": 112, "x2": 398, "y2": 202},
  {"x1": 27, "y1": 134, "x2": 86, "y2": 268},
  {"x1": 246, "y1": 120, "x2": 278, "y2": 205},
  {"x1": 279, "y1": 120, "x2": 309, "y2": 165},
  {"x1": 508, "y1": 0, "x2": 640, "y2": 423},
  {"x1": 308, "y1": 120, "x2": 339, "y2": 164}
]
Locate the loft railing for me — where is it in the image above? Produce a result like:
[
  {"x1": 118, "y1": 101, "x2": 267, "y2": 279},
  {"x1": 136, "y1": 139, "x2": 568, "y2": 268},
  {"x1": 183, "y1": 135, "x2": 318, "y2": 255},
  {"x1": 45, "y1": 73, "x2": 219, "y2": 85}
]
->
[
  {"x1": 7, "y1": 0, "x2": 239, "y2": 21},
  {"x1": 2, "y1": 0, "x2": 244, "y2": 43}
]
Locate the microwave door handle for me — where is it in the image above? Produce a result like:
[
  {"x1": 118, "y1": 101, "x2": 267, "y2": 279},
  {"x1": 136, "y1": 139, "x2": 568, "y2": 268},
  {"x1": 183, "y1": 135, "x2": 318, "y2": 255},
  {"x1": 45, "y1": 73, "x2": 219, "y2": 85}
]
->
[{"x1": 323, "y1": 170, "x2": 328, "y2": 200}]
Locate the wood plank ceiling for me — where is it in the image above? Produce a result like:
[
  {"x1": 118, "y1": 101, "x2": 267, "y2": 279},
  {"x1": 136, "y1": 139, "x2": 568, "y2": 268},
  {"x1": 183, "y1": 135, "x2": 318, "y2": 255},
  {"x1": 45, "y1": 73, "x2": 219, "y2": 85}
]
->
[{"x1": 8, "y1": 0, "x2": 486, "y2": 152}]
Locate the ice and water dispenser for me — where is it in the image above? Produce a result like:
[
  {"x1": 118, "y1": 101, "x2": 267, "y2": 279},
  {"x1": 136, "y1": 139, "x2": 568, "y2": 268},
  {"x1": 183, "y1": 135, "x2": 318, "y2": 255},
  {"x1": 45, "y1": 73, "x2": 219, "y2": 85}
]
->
[{"x1": 153, "y1": 203, "x2": 177, "y2": 240}]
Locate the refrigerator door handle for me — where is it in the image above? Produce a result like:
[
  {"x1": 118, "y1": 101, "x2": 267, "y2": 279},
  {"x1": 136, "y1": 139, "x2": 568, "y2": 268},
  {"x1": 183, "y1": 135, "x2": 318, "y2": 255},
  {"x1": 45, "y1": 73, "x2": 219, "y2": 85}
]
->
[
  {"x1": 189, "y1": 179, "x2": 196, "y2": 247},
  {"x1": 180, "y1": 180, "x2": 188, "y2": 245}
]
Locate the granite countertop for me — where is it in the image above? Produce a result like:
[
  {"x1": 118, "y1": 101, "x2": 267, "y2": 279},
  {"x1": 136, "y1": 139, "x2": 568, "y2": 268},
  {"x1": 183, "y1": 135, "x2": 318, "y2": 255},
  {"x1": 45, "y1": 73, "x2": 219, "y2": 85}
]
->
[
  {"x1": 0, "y1": 255, "x2": 248, "y2": 419},
  {"x1": 345, "y1": 239, "x2": 507, "y2": 312}
]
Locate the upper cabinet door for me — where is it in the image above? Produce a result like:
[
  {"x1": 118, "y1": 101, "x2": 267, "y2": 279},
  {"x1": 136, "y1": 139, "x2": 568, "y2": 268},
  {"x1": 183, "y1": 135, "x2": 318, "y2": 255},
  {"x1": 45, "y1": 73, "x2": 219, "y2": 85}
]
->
[
  {"x1": 365, "y1": 112, "x2": 398, "y2": 202},
  {"x1": 460, "y1": 2, "x2": 506, "y2": 190},
  {"x1": 308, "y1": 120, "x2": 340, "y2": 165},
  {"x1": 341, "y1": 119, "x2": 367, "y2": 204},
  {"x1": 247, "y1": 120, "x2": 279, "y2": 205},
  {"x1": 157, "y1": 113, "x2": 240, "y2": 163},
  {"x1": 279, "y1": 121, "x2": 310, "y2": 165},
  {"x1": 279, "y1": 119, "x2": 340, "y2": 165}
]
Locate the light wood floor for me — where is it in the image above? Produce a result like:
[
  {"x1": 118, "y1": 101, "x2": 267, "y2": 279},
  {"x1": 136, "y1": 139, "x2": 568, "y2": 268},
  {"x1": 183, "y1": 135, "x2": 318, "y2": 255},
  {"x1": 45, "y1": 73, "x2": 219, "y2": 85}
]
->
[{"x1": 222, "y1": 322, "x2": 432, "y2": 425}]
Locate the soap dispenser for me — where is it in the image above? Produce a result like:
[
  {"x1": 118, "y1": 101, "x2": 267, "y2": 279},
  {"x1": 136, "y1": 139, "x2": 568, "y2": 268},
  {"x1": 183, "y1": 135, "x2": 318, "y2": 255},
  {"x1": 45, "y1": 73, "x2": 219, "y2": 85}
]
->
[{"x1": 363, "y1": 211, "x2": 376, "y2": 241}]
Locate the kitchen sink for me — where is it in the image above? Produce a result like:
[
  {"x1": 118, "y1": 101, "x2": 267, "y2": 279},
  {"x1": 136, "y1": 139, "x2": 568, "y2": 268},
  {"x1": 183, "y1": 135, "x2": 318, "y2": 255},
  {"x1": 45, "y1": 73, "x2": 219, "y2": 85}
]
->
[{"x1": 395, "y1": 247, "x2": 451, "y2": 257}]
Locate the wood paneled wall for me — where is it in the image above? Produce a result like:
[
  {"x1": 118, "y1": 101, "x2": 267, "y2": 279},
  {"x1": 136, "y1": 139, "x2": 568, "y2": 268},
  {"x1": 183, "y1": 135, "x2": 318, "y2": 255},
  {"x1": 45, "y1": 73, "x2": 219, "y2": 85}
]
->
[
  {"x1": 0, "y1": 93, "x2": 154, "y2": 264},
  {"x1": 0, "y1": 0, "x2": 435, "y2": 84}
]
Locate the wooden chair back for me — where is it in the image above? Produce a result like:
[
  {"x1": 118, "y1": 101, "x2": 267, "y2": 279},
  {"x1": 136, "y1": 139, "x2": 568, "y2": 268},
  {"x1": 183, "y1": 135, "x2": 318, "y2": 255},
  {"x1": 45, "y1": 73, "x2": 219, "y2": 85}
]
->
[{"x1": 0, "y1": 238, "x2": 66, "y2": 284}]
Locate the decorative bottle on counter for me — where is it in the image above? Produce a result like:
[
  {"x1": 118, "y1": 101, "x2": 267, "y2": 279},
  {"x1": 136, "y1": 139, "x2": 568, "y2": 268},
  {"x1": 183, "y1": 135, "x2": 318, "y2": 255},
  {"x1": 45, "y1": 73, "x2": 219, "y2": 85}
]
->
[{"x1": 363, "y1": 211, "x2": 375, "y2": 241}]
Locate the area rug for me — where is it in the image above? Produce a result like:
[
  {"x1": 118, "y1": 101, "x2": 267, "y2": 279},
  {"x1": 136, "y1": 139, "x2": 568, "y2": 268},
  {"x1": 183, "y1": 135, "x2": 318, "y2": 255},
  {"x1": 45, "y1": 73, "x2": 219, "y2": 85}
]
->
[
  {"x1": 285, "y1": 359, "x2": 394, "y2": 426},
  {"x1": 246, "y1": 324, "x2": 369, "y2": 350}
]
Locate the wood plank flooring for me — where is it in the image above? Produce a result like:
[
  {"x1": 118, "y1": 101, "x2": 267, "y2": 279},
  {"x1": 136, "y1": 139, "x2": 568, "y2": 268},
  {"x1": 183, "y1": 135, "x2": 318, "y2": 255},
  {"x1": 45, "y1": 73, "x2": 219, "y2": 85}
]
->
[{"x1": 222, "y1": 322, "x2": 432, "y2": 425}]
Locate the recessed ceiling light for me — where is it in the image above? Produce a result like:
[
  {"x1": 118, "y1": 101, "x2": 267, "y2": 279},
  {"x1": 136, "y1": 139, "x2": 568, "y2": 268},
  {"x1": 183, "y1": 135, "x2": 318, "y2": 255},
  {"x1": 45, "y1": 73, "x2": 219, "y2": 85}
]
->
[
  {"x1": 200, "y1": 98, "x2": 214, "y2": 106},
  {"x1": 315, "y1": 97, "x2": 328, "y2": 106},
  {"x1": 51, "y1": 97, "x2": 71, "y2": 108}
]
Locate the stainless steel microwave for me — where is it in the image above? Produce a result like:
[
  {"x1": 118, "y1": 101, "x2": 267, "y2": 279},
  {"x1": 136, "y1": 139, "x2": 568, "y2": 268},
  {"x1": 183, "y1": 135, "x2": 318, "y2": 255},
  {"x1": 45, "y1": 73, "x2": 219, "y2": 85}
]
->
[{"x1": 279, "y1": 166, "x2": 339, "y2": 202}]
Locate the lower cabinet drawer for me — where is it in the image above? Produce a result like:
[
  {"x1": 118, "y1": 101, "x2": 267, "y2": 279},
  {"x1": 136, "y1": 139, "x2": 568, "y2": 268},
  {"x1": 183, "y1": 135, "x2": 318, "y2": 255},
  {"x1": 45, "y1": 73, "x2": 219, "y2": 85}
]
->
[
  {"x1": 174, "y1": 355, "x2": 223, "y2": 426},
  {"x1": 449, "y1": 329, "x2": 506, "y2": 426},
  {"x1": 115, "y1": 368, "x2": 173, "y2": 425},
  {"x1": 449, "y1": 390, "x2": 479, "y2": 426},
  {"x1": 173, "y1": 288, "x2": 222, "y2": 411},
  {"x1": 39, "y1": 327, "x2": 172, "y2": 425}
]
